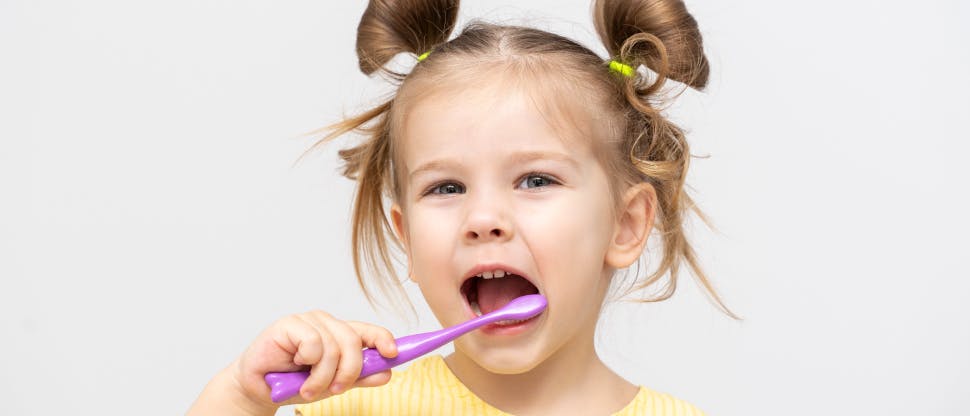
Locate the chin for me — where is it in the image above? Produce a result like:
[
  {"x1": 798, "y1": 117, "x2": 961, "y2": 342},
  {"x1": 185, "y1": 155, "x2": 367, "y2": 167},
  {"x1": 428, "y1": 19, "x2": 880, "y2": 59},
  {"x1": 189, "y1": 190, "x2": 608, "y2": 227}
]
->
[{"x1": 459, "y1": 341, "x2": 548, "y2": 375}]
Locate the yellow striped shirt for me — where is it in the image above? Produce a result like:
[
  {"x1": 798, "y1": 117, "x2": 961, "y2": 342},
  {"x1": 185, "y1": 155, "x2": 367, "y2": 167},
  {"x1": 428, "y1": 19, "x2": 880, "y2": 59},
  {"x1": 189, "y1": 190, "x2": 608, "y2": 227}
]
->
[{"x1": 295, "y1": 355, "x2": 706, "y2": 415}]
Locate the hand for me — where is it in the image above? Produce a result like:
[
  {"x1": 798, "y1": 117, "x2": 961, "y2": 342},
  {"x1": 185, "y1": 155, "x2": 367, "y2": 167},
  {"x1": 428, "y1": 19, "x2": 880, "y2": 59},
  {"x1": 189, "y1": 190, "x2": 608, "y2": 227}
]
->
[{"x1": 231, "y1": 310, "x2": 399, "y2": 406}]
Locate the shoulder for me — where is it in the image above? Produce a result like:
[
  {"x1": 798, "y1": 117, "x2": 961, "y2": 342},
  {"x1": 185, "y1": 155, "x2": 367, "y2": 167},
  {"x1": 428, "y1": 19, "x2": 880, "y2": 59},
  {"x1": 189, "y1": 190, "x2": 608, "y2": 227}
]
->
[
  {"x1": 614, "y1": 386, "x2": 707, "y2": 416},
  {"x1": 295, "y1": 355, "x2": 472, "y2": 416}
]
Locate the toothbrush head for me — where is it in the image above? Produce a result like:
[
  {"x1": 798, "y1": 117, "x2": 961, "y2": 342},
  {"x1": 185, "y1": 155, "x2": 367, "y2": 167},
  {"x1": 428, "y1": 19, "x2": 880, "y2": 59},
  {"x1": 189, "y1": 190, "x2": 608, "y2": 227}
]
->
[{"x1": 490, "y1": 294, "x2": 547, "y2": 321}]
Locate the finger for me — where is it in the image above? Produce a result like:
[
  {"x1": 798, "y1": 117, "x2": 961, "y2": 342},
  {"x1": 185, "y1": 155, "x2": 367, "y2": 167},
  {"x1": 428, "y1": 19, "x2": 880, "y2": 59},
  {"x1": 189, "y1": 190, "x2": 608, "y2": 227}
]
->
[
  {"x1": 352, "y1": 370, "x2": 392, "y2": 388},
  {"x1": 271, "y1": 316, "x2": 323, "y2": 366},
  {"x1": 294, "y1": 313, "x2": 341, "y2": 401},
  {"x1": 280, "y1": 318, "x2": 324, "y2": 369},
  {"x1": 346, "y1": 321, "x2": 398, "y2": 358},
  {"x1": 317, "y1": 318, "x2": 365, "y2": 395}
]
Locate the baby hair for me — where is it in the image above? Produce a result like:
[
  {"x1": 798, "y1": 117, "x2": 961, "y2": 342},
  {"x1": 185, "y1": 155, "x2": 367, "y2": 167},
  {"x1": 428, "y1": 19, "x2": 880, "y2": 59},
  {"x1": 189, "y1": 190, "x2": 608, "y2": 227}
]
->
[{"x1": 300, "y1": 0, "x2": 740, "y2": 320}]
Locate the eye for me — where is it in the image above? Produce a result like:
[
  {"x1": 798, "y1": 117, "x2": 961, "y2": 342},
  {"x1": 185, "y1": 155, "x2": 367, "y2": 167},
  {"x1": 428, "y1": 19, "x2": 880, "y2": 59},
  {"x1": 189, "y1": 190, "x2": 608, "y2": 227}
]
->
[
  {"x1": 517, "y1": 173, "x2": 560, "y2": 189},
  {"x1": 425, "y1": 181, "x2": 465, "y2": 196}
]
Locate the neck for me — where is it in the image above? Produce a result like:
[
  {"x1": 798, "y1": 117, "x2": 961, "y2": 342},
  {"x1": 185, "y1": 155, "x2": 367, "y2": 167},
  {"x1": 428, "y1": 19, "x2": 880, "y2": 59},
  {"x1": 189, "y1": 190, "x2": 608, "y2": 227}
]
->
[{"x1": 443, "y1": 322, "x2": 638, "y2": 415}]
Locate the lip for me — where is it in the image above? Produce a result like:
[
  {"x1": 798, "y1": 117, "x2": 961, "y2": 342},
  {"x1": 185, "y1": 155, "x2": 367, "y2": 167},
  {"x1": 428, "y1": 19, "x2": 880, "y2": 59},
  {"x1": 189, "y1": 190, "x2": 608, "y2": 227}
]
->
[{"x1": 480, "y1": 311, "x2": 544, "y2": 336}]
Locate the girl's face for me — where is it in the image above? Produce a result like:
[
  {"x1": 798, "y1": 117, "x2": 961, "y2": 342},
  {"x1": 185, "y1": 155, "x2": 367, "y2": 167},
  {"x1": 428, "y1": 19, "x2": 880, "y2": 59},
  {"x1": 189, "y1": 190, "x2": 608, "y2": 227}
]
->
[{"x1": 390, "y1": 83, "x2": 630, "y2": 373}]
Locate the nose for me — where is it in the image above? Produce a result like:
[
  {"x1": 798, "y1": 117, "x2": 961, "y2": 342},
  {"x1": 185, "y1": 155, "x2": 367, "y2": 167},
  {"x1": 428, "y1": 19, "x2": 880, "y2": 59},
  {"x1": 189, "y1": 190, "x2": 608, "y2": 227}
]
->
[{"x1": 462, "y1": 197, "x2": 514, "y2": 244}]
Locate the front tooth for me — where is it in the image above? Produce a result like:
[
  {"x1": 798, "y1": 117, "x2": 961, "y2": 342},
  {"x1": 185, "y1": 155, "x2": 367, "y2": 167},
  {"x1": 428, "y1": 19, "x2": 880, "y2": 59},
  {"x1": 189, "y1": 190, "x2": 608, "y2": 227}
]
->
[
  {"x1": 482, "y1": 271, "x2": 493, "y2": 279},
  {"x1": 494, "y1": 270, "x2": 506, "y2": 278}
]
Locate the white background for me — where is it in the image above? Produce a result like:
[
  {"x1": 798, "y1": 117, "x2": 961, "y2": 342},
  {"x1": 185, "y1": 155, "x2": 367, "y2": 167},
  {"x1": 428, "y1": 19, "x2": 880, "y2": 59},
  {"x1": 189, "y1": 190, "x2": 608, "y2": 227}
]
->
[{"x1": 2, "y1": 1, "x2": 968, "y2": 414}]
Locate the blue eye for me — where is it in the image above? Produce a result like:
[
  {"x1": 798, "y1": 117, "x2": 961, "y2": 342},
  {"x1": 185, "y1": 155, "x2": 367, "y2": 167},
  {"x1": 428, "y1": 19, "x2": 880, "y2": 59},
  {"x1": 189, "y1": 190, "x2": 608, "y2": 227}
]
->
[
  {"x1": 518, "y1": 173, "x2": 559, "y2": 189},
  {"x1": 428, "y1": 182, "x2": 465, "y2": 195}
]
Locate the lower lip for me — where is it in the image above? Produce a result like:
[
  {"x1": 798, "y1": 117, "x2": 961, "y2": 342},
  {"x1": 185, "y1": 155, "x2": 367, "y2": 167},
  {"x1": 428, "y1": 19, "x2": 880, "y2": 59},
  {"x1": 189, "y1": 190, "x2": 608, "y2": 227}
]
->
[{"x1": 479, "y1": 312, "x2": 543, "y2": 336}]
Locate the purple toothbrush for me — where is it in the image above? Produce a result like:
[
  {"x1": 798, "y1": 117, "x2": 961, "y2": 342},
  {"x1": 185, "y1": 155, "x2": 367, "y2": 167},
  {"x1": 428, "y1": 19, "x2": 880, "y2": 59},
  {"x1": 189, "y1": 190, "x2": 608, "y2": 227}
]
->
[{"x1": 264, "y1": 294, "x2": 547, "y2": 403}]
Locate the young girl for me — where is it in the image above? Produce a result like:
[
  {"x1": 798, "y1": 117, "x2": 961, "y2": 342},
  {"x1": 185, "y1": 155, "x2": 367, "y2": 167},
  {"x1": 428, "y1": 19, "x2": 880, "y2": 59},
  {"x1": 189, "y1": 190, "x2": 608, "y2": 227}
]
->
[{"x1": 189, "y1": 0, "x2": 739, "y2": 414}]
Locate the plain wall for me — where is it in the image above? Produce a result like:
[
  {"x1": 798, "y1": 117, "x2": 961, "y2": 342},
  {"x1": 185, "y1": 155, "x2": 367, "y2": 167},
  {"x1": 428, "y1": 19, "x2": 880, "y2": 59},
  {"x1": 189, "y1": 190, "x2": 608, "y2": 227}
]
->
[{"x1": 2, "y1": 0, "x2": 968, "y2": 414}]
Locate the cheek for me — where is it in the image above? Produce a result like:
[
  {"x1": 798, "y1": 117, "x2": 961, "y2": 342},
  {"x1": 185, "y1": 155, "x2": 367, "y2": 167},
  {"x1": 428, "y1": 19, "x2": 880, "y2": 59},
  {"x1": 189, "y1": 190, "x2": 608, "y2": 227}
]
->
[
  {"x1": 520, "y1": 194, "x2": 615, "y2": 281},
  {"x1": 403, "y1": 207, "x2": 458, "y2": 273}
]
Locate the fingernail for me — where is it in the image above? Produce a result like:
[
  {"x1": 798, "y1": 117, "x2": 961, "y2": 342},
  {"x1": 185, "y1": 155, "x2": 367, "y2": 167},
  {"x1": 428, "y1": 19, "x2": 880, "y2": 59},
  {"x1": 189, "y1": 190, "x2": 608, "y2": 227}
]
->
[
  {"x1": 330, "y1": 383, "x2": 342, "y2": 394},
  {"x1": 302, "y1": 389, "x2": 314, "y2": 399}
]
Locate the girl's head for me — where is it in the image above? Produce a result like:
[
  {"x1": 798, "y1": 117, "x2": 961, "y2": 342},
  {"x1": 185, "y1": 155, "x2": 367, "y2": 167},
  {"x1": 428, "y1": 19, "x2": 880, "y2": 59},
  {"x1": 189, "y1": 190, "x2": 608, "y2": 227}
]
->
[{"x1": 304, "y1": 0, "x2": 739, "y2": 371}]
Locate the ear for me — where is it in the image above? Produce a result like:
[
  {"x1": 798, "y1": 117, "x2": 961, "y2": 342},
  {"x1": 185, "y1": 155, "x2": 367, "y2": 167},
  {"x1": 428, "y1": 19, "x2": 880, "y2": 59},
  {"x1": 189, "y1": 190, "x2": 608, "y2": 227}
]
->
[
  {"x1": 605, "y1": 182, "x2": 657, "y2": 269},
  {"x1": 389, "y1": 202, "x2": 415, "y2": 281},
  {"x1": 390, "y1": 202, "x2": 409, "y2": 249}
]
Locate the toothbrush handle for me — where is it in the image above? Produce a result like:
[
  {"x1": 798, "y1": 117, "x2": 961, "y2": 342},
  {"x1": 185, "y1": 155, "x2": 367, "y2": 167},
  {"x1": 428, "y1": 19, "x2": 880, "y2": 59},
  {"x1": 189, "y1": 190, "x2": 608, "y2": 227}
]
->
[
  {"x1": 263, "y1": 330, "x2": 460, "y2": 403},
  {"x1": 261, "y1": 347, "x2": 391, "y2": 403}
]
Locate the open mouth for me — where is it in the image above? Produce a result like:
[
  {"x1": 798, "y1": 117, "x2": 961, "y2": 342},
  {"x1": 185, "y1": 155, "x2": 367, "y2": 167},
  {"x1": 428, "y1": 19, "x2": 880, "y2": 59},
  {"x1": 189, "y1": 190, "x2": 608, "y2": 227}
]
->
[{"x1": 460, "y1": 270, "x2": 540, "y2": 323}]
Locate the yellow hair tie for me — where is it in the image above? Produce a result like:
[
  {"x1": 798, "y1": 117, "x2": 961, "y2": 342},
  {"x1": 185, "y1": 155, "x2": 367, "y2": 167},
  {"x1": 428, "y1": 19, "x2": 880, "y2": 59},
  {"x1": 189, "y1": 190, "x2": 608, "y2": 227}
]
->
[
  {"x1": 609, "y1": 60, "x2": 635, "y2": 77},
  {"x1": 417, "y1": 51, "x2": 431, "y2": 62}
]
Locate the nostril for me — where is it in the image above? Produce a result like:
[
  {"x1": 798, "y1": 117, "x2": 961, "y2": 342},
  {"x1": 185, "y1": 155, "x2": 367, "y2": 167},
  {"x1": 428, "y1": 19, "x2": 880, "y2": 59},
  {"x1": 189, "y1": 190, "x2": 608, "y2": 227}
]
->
[{"x1": 465, "y1": 228, "x2": 507, "y2": 240}]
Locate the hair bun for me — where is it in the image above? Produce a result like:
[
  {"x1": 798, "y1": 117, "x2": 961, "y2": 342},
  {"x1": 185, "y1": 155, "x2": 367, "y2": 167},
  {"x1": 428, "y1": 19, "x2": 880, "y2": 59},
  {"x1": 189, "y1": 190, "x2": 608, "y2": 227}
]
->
[
  {"x1": 593, "y1": 0, "x2": 709, "y2": 90},
  {"x1": 356, "y1": 0, "x2": 460, "y2": 76}
]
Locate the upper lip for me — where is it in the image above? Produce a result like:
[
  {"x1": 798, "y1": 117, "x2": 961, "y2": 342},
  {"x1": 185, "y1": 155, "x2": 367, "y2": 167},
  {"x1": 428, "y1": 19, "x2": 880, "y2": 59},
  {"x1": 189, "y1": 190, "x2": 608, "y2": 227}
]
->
[{"x1": 461, "y1": 263, "x2": 541, "y2": 293}]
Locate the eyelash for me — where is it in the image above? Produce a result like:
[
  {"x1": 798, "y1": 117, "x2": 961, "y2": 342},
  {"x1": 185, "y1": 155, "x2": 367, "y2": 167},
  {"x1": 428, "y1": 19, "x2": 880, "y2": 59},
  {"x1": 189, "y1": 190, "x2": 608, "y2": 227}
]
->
[
  {"x1": 518, "y1": 172, "x2": 560, "y2": 190},
  {"x1": 421, "y1": 172, "x2": 561, "y2": 197}
]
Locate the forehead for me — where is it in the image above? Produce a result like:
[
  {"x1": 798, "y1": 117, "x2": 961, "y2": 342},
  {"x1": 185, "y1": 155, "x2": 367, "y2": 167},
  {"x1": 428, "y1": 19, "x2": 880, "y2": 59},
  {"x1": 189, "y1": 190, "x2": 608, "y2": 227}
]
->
[{"x1": 393, "y1": 72, "x2": 607, "y2": 172}]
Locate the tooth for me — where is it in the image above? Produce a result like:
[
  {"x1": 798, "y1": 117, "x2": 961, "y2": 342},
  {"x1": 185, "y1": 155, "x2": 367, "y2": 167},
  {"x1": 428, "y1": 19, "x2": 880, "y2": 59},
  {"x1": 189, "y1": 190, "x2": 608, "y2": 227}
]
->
[
  {"x1": 482, "y1": 271, "x2": 493, "y2": 279},
  {"x1": 494, "y1": 270, "x2": 505, "y2": 278},
  {"x1": 471, "y1": 301, "x2": 482, "y2": 316},
  {"x1": 476, "y1": 273, "x2": 482, "y2": 278}
]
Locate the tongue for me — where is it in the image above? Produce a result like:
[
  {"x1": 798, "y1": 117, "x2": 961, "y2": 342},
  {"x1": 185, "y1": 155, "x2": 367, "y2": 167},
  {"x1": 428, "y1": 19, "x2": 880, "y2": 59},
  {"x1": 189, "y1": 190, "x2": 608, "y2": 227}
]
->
[{"x1": 477, "y1": 275, "x2": 539, "y2": 315}]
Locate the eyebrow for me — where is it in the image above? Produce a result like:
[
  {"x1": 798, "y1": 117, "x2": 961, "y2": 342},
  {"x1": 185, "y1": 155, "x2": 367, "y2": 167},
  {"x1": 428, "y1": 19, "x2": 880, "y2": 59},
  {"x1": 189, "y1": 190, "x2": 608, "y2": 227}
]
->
[{"x1": 408, "y1": 151, "x2": 580, "y2": 180}]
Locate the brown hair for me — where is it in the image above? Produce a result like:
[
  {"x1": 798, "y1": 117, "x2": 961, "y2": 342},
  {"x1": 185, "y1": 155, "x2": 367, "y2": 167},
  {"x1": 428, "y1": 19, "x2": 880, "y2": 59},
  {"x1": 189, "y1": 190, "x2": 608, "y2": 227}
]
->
[{"x1": 298, "y1": 0, "x2": 741, "y2": 320}]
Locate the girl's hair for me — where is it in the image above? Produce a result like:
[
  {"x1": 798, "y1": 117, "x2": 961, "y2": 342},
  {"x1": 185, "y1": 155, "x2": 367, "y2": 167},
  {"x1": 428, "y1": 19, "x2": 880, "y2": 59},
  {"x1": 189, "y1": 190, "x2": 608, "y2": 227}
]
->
[{"x1": 300, "y1": 0, "x2": 741, "y2": 320}]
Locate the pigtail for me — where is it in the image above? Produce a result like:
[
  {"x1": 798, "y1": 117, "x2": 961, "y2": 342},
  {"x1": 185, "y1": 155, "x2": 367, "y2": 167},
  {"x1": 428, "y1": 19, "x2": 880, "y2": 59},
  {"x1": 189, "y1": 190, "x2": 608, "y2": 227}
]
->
[
  {"x1": 594, "y1": 0, "x2": 740, "y2": 320},
  {"x1": 357, "y1": 0, "x2": 460, "y2": 79},
  {"x1": 593, "y1": 0, "x2": 708, "y2": 92}
]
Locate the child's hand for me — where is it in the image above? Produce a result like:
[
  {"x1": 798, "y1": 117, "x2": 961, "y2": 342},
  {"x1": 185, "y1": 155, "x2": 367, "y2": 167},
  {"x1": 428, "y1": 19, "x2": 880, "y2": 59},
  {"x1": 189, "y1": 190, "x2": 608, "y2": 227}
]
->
[{"x1": 232, "y1": 310, "x2": 399, "y2": 406}]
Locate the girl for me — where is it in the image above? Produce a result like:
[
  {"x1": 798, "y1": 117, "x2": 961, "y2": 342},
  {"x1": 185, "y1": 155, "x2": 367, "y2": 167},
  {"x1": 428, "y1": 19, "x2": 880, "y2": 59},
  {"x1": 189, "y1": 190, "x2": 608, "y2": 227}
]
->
[{"x1": 189, "y1": 0, "x2": 739, "y2": 414}]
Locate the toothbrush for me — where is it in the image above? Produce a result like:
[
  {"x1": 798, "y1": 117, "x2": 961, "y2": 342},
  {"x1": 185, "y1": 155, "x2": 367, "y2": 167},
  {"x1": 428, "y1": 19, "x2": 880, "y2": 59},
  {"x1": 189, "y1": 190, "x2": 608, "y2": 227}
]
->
[{"x1": 264, "y1": 294, "x2": 547, "y2": 403}]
